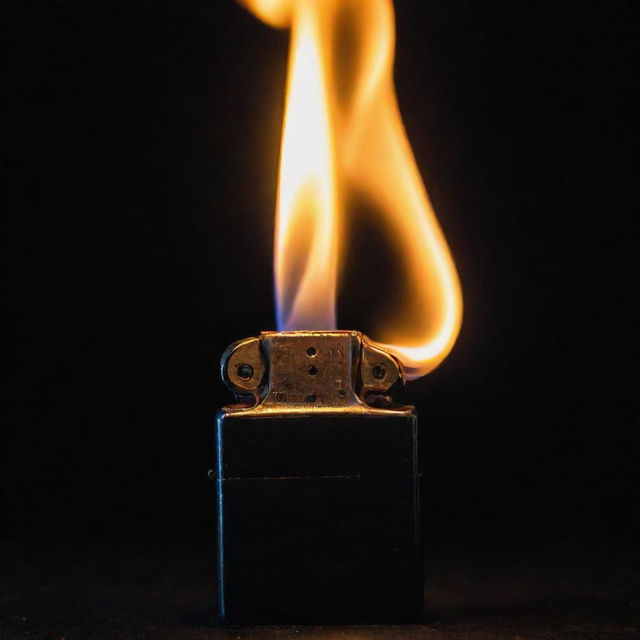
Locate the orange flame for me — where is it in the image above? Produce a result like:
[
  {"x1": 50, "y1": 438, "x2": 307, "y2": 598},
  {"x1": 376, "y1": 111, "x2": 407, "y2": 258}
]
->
[{"x1": 239, "y1": 0, "x2": 463, "y2": 379}]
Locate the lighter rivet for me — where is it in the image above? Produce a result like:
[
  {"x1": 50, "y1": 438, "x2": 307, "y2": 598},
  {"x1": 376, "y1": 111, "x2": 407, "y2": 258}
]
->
[
  {"x1": 237, "y1": 363, "x2": 254, "y2": 381},
  {"x1": 306, "y1": 347, "x2": 317, "y2": 357},
  {"x1": 372, "y1": 364, "x2": 387, "y2": 380}
]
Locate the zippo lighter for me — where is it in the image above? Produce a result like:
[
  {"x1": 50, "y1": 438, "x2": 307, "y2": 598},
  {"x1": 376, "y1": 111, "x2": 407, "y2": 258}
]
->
[{"x1": 214, "y1": 330, "x2": 422, "y2": 624}]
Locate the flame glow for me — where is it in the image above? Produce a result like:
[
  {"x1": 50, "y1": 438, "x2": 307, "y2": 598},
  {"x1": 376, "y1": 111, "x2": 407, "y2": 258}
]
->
[{"x1": 240, "y1": 0, "x2": 463, "y2": 379}]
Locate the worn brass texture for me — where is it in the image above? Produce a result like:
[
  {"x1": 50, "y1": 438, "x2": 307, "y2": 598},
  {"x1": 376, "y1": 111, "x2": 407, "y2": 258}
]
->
[{"x1": 221, "y1": 330, "x2": 410, "y2": 416}]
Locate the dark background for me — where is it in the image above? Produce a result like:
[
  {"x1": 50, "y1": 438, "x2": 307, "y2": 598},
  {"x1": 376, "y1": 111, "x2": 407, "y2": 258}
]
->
[{"x1": 2, "y1": 0, "x2": 637, "y2": 551}]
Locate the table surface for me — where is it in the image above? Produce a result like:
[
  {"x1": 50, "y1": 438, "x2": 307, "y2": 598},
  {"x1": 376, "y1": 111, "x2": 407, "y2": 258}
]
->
[{"x1": 1, "y1": 539, "x2": 638, "y2": 640}]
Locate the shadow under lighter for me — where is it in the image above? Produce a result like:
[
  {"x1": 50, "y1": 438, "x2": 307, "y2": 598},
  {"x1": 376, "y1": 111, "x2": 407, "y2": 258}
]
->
[{"x1": 214, "y1": 330, "x2": 422, "y2": 624}]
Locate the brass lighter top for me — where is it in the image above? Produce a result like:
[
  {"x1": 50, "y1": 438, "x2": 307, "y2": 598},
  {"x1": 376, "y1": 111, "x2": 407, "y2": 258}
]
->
[{"x1": 221, "y1": 331, "x2": 411, "y2": 416}]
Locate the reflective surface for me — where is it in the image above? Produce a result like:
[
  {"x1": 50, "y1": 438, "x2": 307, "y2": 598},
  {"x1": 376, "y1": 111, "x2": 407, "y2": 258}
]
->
[{"x1": 2, "y1": 541, "x2": 637, "y2": 639}]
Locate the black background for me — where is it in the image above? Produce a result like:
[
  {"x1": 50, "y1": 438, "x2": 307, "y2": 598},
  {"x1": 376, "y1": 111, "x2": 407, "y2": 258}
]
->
[{"x1": 3, "y1": 0, "x2": 637, "y2": 549}]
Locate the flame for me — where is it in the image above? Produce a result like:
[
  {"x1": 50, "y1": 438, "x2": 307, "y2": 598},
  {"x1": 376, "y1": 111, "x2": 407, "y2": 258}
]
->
[{"x1": 239, "y1": 0, "x2": 463, "y2": 379}]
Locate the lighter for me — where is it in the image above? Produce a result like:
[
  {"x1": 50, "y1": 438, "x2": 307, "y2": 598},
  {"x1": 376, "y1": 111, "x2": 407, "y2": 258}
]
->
[{"x1": 214, "y1": 330, "x2": 422, "y2": 624}]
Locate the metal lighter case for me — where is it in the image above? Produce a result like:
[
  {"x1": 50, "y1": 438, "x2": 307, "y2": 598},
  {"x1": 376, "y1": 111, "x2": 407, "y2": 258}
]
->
[{"x1": 214, "y1": 330, "x2": 422, "y2": 624}]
